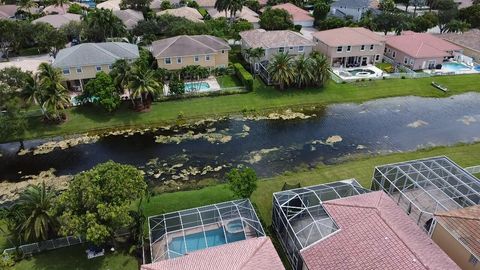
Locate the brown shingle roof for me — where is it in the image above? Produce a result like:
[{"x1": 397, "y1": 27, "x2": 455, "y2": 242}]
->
[
  {"x1": 435, "y1": 205, "x2": 480, "y2": 258},
  {"x1": 151, "y1": 35, "x2": 230, "y2": 58},
  {"x1": 141, "y1": 237, "x2": 285, "y2": 270},
  {"x1": 437, "y1": 29, "x2": 480, "y2": 53},
  {"x1": 313, "y1": 27, "x2": 385, "y2": 47},
  {"x1": 301, "y1": 191, "x2": 460, "y2": 270},
  {"x1": 32, "y1": 13, "x2": 81, "y2": 29},
  {"x1": 239, "y1": 29, "x2": 314, "y2": 49},
  {"x1": 157, "y1": 7, "x2": 203, "y2": 23}
]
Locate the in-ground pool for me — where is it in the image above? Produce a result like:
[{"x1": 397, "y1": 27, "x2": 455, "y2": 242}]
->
[
  {"x1": 167, "y1": 225, "x2": 245, "y2": 258},
  {"x1": 225, "y1": 219, "x2": 243, "y2": 234},
  {"x1": 184, "y1": 82, "x2": 211, "y2": 93},
  {"x1": 475, "y1": 66, "x2": 480, "y2": 71},
  {"x1": 348, "y1": 69, "x2": 376, "y2": 76},
  {"x1": 441, "y1": 62, "x2": 471, "y2": 72}
]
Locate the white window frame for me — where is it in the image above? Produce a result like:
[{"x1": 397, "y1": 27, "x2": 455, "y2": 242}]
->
[
  {"x1": 360, "y1": 45, "x2": 365, "y2": 51},
  {"x1": 164, "y1": 58, "x2": 171, "y2": 65},
  {"x1": 96, "y1": 66, "x2": 102, "y2": 72},
  {"x1": 62, "y1": 68, "x2": 70, "y2": 75},
  {"x1": 289, "y1": 46, "x2": 294, "y2": 50},
  {"x1": 221, "y1": 50, "x2": 225, "y2": 54},
  {"x1": 177, "y1": 57, "x2": 182, "y2": 64},
  {"x1": 336, "y1": 46, "x2": 343, "y2": 53},
  {"x1": 375, "y1": 54, "x2": 380, "y2": 61},
  {"x1": 404, "y1": 57, "x2": 409, "y2": 64},
  {"x1": 298, "y1": 46, "x2": 304, "y2": 52},
  {"x1": 469, "y1": 255, "x2": 479, "y2": 266},
  {"x1": 346, "y1": 46, "x2": 351, "y2": 52},
  {"x1": 76, "y1": 67, "x2": 82, "y2": 73},
  {"x1": 278, "y1": 47, "x2": 285, "y2": 53},
  {"x1": 194, "y1": 55, "x2": 199, "y2": 62},
  {"x1": 370, "y1": 44, "x2": 374, "y2": 50},
  {"x1": 409, "y1": 59, "x2": 414, "y2": 65},
  {"x1": 205, "y1": 55, "x2": 211, "y2": 61},
  {"x1": 392, "y1": 51, "x2": 396, "y2": 58}
]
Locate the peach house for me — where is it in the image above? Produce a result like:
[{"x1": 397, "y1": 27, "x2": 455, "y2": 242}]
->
[{"x1": 385, "y1": 31, "x2": 463, "y2": 70}]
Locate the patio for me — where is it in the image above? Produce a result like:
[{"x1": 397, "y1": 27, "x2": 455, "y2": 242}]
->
[{"x1": 332, "y1": 65, "x2": 384, "y2": 81}]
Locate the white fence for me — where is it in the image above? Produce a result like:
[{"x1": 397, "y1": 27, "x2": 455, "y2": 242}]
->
[
  {"x1": 2, "y1": 236, "x2": 84, "y2": 256},
  {"x1": 465, "y1": 165, "x2": 480, "y2": 175}
]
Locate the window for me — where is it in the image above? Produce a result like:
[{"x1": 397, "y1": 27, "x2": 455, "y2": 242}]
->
[
  {"x1": 221, "y1": 50, "x2": 225, "y2": 54},
  {"x1": 278, "y1": 47, "x2": 285, "y2": 53},
  {"x1": 384, "y1": 47, "x2": 387, "y2": 53},
  {"x1": 346, "y1": 46, "x2": 351, "y2": 52},
  {"x1": 96, "y1": 66, "x2": 102, "y2": 72},
  {"x1": 370, "y1": 44, "x2": 374, "y2": 50},
  {"x1": 76, "y1": 67, "x2": 82, "y2": 73},
  {"x1": 194, "y1": 55, "x2": 199, "y2": 62},
  {"x1": 298, "y1": 46, "x2": 304, "y2": 52},
  {"x1": 392, "y1": 51, "x2": 396, "y2": 58},
  {"x1": 410, "y1": 59, "x2": 414, "y2": 65},
  {"x1": 360, "y1": 45, "x2": 365, "y2": 51},
  {"x1": 165, "y1": 58, "x2": 171, "y2": 64},
  {"x1": 177, "y1": 57, "x2": 182, "y2": 64},
  {"x1": 336, "y1": 46, "x2": 342, "y2": 52},
  {"x1": 469, "y1": 255, "x2": 479, "y2": 266},
  {"x1": 289, "y1": 46, "x2": 294, "y2": 50},
  {"x1": 62, "y1": 68, "x2": 70, "y2": 75},
  {"x1": 205, "y1": 55, "x2": 211, "y2": 61},
  {"x1": 404, "y1": 57, "x2": 408, "y2": 64},
  {"x1": 375, "y1": 54, "x2": 380, "y2": 61},
  {"x1": 108, "y1": 64, "x2": 113, "y2": 70}
]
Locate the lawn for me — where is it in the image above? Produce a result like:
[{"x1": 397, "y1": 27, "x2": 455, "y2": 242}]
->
[
  {"x1": 215, "y1": 74, "x2": 242, "y2": 88},
  {"x1": 12, "y1": 244, "x2": 138, "y2": 270},
  {"x1": 3, "y1": 74, "x2": 479, "y2": 143},
  {"x1": 7, "y1": 142, "x2": 480, "y2": 269}
]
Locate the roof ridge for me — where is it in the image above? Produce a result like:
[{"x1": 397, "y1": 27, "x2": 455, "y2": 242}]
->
[
  {"x1": 187, "y1": 35, "x2": 217, "y2": 52},
  {"x1": 436, "y1": 212, "x2": 480, "y2": 221},
  {"x1": 238, "y1": 237, "x2": 268, "y2": 270},
  {"x1": 91, "y1": 43, "x2": 124, "y2": 59},
  {"x1": 154, "y1": 36, "x2": 181, "y2": 57}
]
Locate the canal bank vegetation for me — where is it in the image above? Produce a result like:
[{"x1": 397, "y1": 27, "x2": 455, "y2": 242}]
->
[
  {"x1": 5, "y1": 142, "x2": 480, "y2": 269},
  {"x1": 2, "y1": 73, "x2": 479, "y2": 143}
]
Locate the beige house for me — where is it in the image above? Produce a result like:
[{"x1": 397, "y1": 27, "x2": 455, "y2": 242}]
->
[
  {"x1": 312, "y1": 27, "x2": 385, "y2": 68},
  {"x1": 52, "y1": 42, "x2": 139, "y2": 91},
  {"x1": 431, "y1": 205, "x2": 480, "y2": 270},
  {"x1": 437, "y1": 29, "x2": 480, "y2": 62},
  {"x1": 207, "y1": 6, "x2": 259, "y2": 28},
  {"x1": 151, "y1": 35, "x2": 230, "y2": 70},
  {"x1": 157, "y1": 7, "x2": 203, "y2": 23},
  {"x1": 32, "y1": 13, "x2": 81, "y2": 29},
  {"x1": 113, "y1": 9, "x2": 144, "y2": 30}
]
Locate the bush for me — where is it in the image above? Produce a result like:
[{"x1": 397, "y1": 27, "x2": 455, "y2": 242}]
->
[
  {"x1": 233, "y1": 63, "x2": 253, "y2": 91},
  {"x1": 226, "y1": 166, "x2": 258, "y2": 199},
  {"x1": 68, "y1": 3, "x2": 83, "y2": 14},
  {"x1": 169, "y1": 75, "x2": 185, "y2": 95},
  {"x1": 82, "y1": 72, "x2": 121, "y2": 112}
]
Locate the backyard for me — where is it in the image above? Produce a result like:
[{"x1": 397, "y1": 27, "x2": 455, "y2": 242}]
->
[
  {"x1": 4, "y1": 74, "x2": 479, "y2": 143},
  {"x1": 7, "y1": 142, "x2": 480, "y2": 269}
]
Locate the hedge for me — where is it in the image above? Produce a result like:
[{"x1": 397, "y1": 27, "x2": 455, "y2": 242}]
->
[{"x1": 233, "y1": 63, "x2": 254, "y2": 91}]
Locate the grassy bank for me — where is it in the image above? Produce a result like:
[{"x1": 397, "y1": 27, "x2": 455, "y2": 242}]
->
[
  {"x1": 10, "y1": 142, "x2": 480, "y2": 269},
  {"x1": 5, "y1": 74, "x2": 479, "y2": 143}
]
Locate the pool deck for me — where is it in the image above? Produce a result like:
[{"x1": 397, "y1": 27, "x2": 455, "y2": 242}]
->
[
  {"x1": 332, "y1": 65, "x2": 384, "y2": 81},
  {"x1": 163, "y1": 76, "x2": 221, "y2": 96}
]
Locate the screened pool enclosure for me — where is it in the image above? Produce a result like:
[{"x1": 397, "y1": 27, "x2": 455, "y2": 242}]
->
[
  {"x1": 272, "y1": 179, "x2": 370, "y2": 270},
  {"x1": 148, "y1": 199, "x2": 265, "y2": 263},
  {"x1": 371, "y1": 156, "x2": 480, "y2": 232}
]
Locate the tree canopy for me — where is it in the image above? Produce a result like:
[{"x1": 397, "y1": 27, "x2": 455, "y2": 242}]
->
[
  {"x1": 259, "y1": 8, "x2": 294, "y2": 30},
  {"x1": 226, "y1": 166, "x2": 258, "y2": 199},
  {"x1": 82, "y1": 72, "x2": 121, "y2": 112}
]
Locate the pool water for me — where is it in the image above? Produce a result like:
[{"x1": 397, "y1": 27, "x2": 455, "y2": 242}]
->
[
  {"x1": 184, "y1": 82, "x2": 211, "y2": 92},
  {"x1": 474, "y1": 66, "x2": 480, "y2": 71},
  {"x1": 441, "y1": 62, "x2": 471, "y2": 72},
  {"x1": 168, "y1": 226, "x2": 246, "y2": 258},
  {"x1": 348, "y1": 69, "x2": 375, "y2": 75}
]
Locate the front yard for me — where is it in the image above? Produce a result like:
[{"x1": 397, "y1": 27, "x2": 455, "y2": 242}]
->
[{"x1": 4, "y1": 74, "x2": 479, "y2": 143}]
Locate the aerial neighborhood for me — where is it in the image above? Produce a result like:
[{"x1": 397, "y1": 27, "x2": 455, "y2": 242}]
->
[{"x1": 0, "y1": 0, "x2": 479, "y2": 268}]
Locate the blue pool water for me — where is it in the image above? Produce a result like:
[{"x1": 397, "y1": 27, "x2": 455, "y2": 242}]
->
[
  {"x1": 184, "y1": 82, "x2": 211, "y2": 92},
  {"x1": 168, "y1": 226, "x2": 246, "y2": 258},
  {"x1": 441, "y1": 62, "x2": 471, "y2": 72},
  {"x1": 475, "y1": 66, "x2": 480, "y2": 71}
]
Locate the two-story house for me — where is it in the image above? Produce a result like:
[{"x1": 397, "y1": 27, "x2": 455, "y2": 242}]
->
[
  {"x1": 312, "y1": 27, "x2": 385, "y2": 68},
  {"x1": 151, "y1": 35, "x2": 230, "y2": 70},
  {"x1": 330, "y1": 0, "x2": 379, "y2": 22},
  {"x1": 52, "y1": 42, "x2": 140, "y2": 91}
]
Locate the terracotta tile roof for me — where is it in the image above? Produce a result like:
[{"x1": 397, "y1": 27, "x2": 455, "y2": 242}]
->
[
  {"x1": 157, "y1": 7, "x2": 203, "y2": 23},
  {"x1": 96, "y1": 0, "x2": 121, "y2": 10},
  {"x1": 437, "y1": 29, "x2": 480, "y2": 53},
  {"x1": 313, "y1": 27, "x2": 385, "y2": 46},
  {"x1": 240, "y1": 29, "x2": 314, "y2": 48},
  {"x1": 141, "y1": 237, "x2": 285, "y2": 270},
  {"x1": 266, "y1": 3, "x2": 313, "y2": 22},
  {"x1": 435, "y1": 205, "x2": 480, "y2": 258},
  {"x1": 207, "y1": 6, "x2": 259, "y2": 23},
  {"x1": 151, "y1": 35, "x2": 230, "y2": 58},
  {"x1": 386, "y1": 31, "x2": 462, "y2": 59},
  {"x1": 0, "y1": 5, "x2": 17, "y2": 19},
  {"x1": 301, "y1": 191, "x2": 460, "y2": 270}
]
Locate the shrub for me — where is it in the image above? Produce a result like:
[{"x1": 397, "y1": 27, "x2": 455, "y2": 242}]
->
[
  {"x1": 68, "y1": 3, "x2": 83, "y2": 14},
  {"x1": 169, "y1": 75, "x2": 185, "y2": 96},
  {"x1": 233, "y1": 63, "x2": 253, "y2": 91},
  {"x1": 226, "y1": 166, "x2": 258, "y2": 199}
]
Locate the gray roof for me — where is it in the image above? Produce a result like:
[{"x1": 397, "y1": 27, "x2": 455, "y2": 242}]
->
[
  {"x1": 32, "y1": 13, "x2": 81, "y2": 29},
  {"x1": 151, "y1": 35, "x2": 230, "y2": 58},
  {"x1": 53, "y1": 42, "x2": 139, "y2": 68},
  {"x1": 113, "y1": 9, "x2": 144, "y2": 29},
  {"x1": 239, "y1": 29, "x2": 314, "y2": 49},
  {"x1": 437, "y1": 29, "x2": 480, "y2": 53},
  {"x1": 331, "y1": 0, "x2": 378, "y2": 9}
]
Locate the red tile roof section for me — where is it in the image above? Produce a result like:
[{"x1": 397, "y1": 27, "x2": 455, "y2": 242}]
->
[
  {"x1": 313, "y1": 27, "x2": 385, "y2": 47},
  {"x1": 435, "y1": 205, "x2": 480, "y2": 258},
  {"x1": 386, "y1": 31, "x2": 462, "y2": 59},
  {"x1": 141, "y1": 237, "x2": 285, "y2": 270},
  {"x1": 269, "y1": 3, "x2": 313, "y2": 22},
  {"x1": 301, "y1": 191, "x2": 460, "y2": 270}
]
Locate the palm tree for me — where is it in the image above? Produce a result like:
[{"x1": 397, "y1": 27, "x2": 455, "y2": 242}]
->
[
  {"x1": 128, "y1": 65, "x2": 163, "y2": 109},
  {"x1": 215, "y1": 0, "x2": 229, "y2": 17},
  {"x1": 244, "y1": 47, "x2": 265, "y2": 75},
  {"x1": 83, "y1": 9, "x2": 126, "y2": 42},
  {"x1": 52, "y1": 0, "x2": 69, "y2": 7},
  {"x1": 17, "y1": 182, "x2": 58, "y2": 242},
  {"x1": 267, "y1": 53, "x2": 295, "y2": 90},
  {"x1": 310, "y1": 52, "x2": 331, "y2": 88},
  {"x1": 110, "y1": 59, "x2": 131, "y2": 93},
  {"x1": 18, "y1": 0, "x2": 38, "y2": 12},
  {"x1": 226, "y1": 0, "x2": 244, "y2": 23},
  {"x1": 293, "y1": 55, "x2": 314, "y2": 88}
]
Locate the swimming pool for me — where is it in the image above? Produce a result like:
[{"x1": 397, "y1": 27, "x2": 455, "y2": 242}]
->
[
  {"x1": 441, "y1": 62, "x2": 471, "y2": 72},
  {"x1": 184, "y1": 82, "x2": 211, "y2": 93},
  {"x1": 167, "y1": 225, "x2": 246, "y2": 258}
]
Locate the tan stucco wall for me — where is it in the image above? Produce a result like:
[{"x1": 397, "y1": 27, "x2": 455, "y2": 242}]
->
[
  {"x1": 156, "y1": 51, "x2": 229, "y2": 70},
  {"x1": 314, "y1": 38, "x2": 384, "y2": 65},
  {"x1": 61, "y1": 64, "x2": 112, "y2": 81},
  {"x1": 432, "y1": 223, "x2": 480, "y2": 270},
  {"x1": 240, "y1": 39, "x2": 313, "y2": 63}
]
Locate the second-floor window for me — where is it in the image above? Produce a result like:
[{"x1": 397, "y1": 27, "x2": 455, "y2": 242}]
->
[
  {"x1": 360, "y1": 45, "x2": 365, "y2": 51},
  {"x1": 63, "y1": 68, "x2": 70, "y2": 75},
  {"x1": 194, "y1": 56, "x2": 199, "y2": 62},
  {"x1": 177, "y1": 57, "x2": 182, "y2": 64},
  {"x1": 205, "y1": 55, "x2": 211, "y2": 61},
  {"x1": 346, "y1": 46, "x2": 351, "y2": 52},
  {"x1": 76, "y1": 67, "x2": 82, "y2": 73},
  {"x1": 469, "y1": 255, "x2": 478, "y2": 266},
  {"x1": 96, "y1": 66, "x2": 102, "y2": 72},
  {"x1": 370, "y1": 44, "x2": 374, "y2": 50},
  {"x1": 336, "y1": 46, "x2": 342, "y2": 52},
  {"x1": 165, "y1": 58, "x2": 171, "y2": 64},
  {"x1": 298, "y1": 46, "x2": 304, "y2": 52},
  {"x1": 392, "y1": 51, "x2": 396, "y2": 58},
  {"x1": 278, "y1": 47, "x2": 285, "y2": 53}
]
